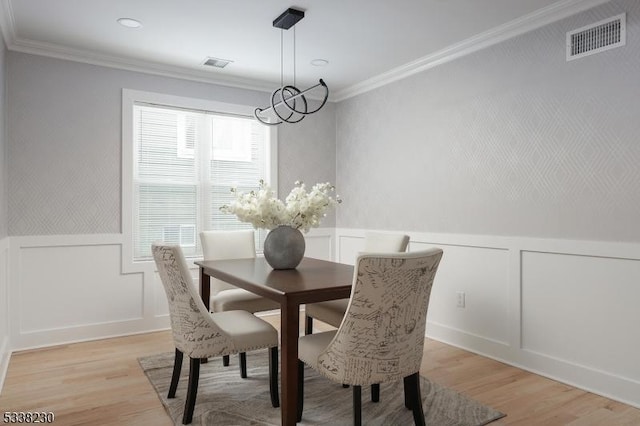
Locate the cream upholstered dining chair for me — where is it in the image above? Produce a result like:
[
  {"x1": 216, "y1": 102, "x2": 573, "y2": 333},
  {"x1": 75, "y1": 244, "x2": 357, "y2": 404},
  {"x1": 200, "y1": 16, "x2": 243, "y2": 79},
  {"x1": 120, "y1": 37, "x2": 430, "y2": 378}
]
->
[
  {"x1": 200, "y1": 230, "x2": 279, "y2": 377},
  {"x1": 152, "y1": 243, "x2": 280, "y2": 424},
  {"x1": 304, "y1": 232, "x2": 410, "y2": 335},
  {"x1": 297, "y1": 249, "x2": 443, "y2": 426}
]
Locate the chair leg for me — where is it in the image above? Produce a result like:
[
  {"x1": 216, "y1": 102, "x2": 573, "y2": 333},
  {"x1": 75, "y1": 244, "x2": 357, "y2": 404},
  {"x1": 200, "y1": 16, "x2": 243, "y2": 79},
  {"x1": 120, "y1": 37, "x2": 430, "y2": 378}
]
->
[
  {"x1": 371, "y1": 383, "x2": 380, "y2": 402},
  {"x1": 353, "y1": 385, "x2": 362, "y2": 426},
  {"x1": 404, "y1": 373, "x2": 425, "y2": 426},
  {"x1": 222, "y1": 355, "x2": 230, "y2": 366},
  {"x1": 168, "y1": 348, "x2": 183, "y2": 398},
  {"x1": 182, "y1": 358, "x2": 201, "y2": 425},
  {"x1": 403, "y1": 375, "x2": 412, "y2": 409},
  {"x1": 239, "y1": 352, "x2": 247, "y2": 378},
  {"x1": 305, "y1": 315, "x2": 313, "y2": 335},
  {"x1": 297, "y1": 360, "x2": 304, "y2": 422},
  {"x1": 269, "y1": 347, "x2": 280, "y2": 408}
]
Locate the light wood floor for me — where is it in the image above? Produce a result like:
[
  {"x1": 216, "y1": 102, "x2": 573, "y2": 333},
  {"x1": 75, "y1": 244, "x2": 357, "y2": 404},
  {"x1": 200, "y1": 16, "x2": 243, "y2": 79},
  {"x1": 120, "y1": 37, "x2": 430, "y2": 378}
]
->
[{"x1": 1, "y1": 315, "x2": 638, "y2": 425}]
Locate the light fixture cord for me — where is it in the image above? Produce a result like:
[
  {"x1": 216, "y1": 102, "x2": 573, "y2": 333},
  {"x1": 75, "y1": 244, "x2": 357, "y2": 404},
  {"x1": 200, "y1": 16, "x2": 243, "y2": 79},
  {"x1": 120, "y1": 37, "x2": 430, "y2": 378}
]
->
[
  {"x1": 293, "y1": 25, "x2": 296, "y2": 87},
  {"x1": 280, "y1": 29, "x2": 284, "y2": 87}
]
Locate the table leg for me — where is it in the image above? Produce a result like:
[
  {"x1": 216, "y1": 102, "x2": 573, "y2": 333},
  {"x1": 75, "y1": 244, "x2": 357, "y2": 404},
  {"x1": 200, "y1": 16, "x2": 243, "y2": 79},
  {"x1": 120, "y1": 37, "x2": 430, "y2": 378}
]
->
[
  {"x1": 280, "y1": 299, "x2": 300, "y2": 426},
  {"x1": 199, "y1": 268, "x2": 211, "y2": 364},
  {"x1": 199, "y1": 267, "x2": 210, "y2": 311}
]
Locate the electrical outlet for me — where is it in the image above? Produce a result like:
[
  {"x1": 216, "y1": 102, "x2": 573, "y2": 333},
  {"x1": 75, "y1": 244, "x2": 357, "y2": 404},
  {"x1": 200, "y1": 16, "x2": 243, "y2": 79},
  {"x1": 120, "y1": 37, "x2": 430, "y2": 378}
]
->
[{"x1": 456, "y1": 291, "x2": 465, "y2": 308}]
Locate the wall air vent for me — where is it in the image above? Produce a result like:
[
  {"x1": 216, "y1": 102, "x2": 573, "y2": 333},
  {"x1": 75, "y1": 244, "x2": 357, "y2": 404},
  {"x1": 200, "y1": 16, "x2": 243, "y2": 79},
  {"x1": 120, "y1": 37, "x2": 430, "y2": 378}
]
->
[
  {"x1": 566, "y1": 13, "x2": 625, "y2": 61},
  {"x1": 202, "y1": 57, "x2": 233, "y2": 68}
]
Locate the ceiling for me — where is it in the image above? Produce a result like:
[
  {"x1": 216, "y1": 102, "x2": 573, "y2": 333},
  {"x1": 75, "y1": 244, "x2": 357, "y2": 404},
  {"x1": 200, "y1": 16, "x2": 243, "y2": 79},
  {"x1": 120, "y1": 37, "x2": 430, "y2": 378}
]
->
[{"x1": 0, "y1": 0, "x2": 608, "y2": 101}]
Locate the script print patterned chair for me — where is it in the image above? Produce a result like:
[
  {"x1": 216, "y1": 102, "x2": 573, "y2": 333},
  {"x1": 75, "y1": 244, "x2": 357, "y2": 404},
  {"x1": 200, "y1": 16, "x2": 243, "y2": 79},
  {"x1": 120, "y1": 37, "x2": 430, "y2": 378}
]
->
[
  {"x1": 152, "y1": 243, "x2": 280, "y2": 424},
  {"x1": 304, "y1": 232, "x2": 410, "y2": 334},
  {"x1": 297, "y1": 249, "x2": 443, "y2": 426},
  {"x1": 200, "y1": 230, "x2": 280, "y2": 376}
]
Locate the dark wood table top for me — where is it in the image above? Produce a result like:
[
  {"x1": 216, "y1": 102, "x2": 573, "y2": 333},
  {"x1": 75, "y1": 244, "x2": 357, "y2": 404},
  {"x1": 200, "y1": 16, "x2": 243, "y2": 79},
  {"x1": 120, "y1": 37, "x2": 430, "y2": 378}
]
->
[{"x1": 194, "y1": 256, "x2": 354, "y2": 304}]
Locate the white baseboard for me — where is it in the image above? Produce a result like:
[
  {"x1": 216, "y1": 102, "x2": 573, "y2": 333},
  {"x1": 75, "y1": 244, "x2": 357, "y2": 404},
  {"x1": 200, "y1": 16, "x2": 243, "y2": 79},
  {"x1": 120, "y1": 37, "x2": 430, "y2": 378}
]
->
[{"x1": 0, "y1": 335, "x2": 9, "y2": 395}]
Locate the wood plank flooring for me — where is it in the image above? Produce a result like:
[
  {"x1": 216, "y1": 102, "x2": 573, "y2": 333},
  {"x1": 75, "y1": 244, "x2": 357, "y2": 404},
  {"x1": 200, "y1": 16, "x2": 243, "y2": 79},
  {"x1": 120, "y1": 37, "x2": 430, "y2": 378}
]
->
[{"x1": 1, "y1": 315, "x2": 638, "y2": 425}]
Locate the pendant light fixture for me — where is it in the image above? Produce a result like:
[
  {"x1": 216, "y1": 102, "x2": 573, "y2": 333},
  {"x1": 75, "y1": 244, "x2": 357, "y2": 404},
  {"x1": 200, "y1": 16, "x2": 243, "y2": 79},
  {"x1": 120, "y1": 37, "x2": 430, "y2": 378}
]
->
[{"x1": 254, "y1": 8, "x2": 329, "y2": 126}]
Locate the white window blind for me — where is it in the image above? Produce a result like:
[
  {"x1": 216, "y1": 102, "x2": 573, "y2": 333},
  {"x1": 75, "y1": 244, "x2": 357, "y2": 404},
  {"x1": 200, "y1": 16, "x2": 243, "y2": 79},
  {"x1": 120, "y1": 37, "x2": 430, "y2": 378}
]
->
[{"x1": 133, "y1": 103, "x2": 270, "y2": 260}]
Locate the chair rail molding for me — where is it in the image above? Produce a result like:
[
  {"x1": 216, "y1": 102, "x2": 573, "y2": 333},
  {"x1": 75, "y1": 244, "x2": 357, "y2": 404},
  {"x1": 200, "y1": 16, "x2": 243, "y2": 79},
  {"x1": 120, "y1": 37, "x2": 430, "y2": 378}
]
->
[
  {"x1": 4, "y1": 228, "x2": 639, "y2": 409},
  {"x1": 335, "y1": 228, "x2": 640, "y2": 409}
]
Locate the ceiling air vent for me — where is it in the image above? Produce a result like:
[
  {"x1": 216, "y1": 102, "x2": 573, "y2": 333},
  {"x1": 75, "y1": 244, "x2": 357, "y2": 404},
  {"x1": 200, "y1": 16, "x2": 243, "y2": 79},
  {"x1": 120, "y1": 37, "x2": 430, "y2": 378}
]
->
[
  {"x1": 566, "y1": 13, "x2": 625, "y2": 61},
  {"x1": 202, "y1": 57, "x2": 233, "y2": 69}
]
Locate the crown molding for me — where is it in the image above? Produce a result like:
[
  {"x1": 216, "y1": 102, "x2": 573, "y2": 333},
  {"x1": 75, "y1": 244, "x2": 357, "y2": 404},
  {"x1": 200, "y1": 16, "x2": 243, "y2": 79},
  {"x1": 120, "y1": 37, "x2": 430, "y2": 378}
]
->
[
  {"x1": 0, "y1": 0, "x2": 15, "y2": 49},
  {"x1": 332, "y1": 0, "x2": 613, "y2": 102},
  {"x1": 8, "y1": 37, "x2": 279, "y2": 94},
  {"x1": 0, "y1": 0, "x2": 279, "y2": 94},
  {"x1": 2, "y1": 32, "x2": 338, "y2": 101},
  {"x1": 0, "y1": 0, "x2": 612, "y2": 103}
]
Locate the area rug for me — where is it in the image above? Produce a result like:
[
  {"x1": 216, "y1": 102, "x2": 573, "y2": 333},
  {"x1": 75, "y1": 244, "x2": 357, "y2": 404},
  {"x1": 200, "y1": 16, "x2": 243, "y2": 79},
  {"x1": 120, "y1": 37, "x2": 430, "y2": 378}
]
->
[{"x1": 139, "y1": 351, "x2": 505, "y2": 425}]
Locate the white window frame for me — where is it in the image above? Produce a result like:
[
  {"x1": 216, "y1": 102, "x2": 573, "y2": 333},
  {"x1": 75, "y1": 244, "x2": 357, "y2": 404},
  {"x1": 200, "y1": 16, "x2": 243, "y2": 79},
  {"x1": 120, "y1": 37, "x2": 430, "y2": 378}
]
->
[{"x1": 121, "y1": 89, "x2": 278, "y2": 271}]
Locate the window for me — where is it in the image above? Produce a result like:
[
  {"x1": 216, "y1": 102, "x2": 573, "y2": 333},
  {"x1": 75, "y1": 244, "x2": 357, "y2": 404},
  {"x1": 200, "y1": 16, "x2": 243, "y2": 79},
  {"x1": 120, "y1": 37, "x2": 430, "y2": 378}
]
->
[
  {"x1": 162, "y1": 224, "x2": 196, "y2": 248},
  {"x1": 126, "y1": 93, "x2": 275, "y2": 261}
]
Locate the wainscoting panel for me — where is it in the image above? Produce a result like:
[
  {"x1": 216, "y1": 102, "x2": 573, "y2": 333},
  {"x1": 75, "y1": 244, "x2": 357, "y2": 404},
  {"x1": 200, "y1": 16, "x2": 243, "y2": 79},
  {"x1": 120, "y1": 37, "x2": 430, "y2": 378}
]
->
[
  {"x1": 334, "y1": 229, "x2": 640, "y2": 408},
  {"x1": 19, "y1": 244, "x2": 144, "y2": 332},
  {"x1": 336, "y1": 231, "x2": 510, "y2": 347},
  {"x1": 9, "y1": 235, "x2": 168, "y2": 350},
  {"x1": 521, "y1": 251, "x2": 640, "y2": 381},
  {"x1": 304, "y1": 230, "x2": 334, "y2": 261},
  {"x1": 336, "y1": 234, "x2": 365, "y2": 264},
  {"x1": 412, "y1": 241, "x2": 510, "y2": 346},
  {"x1": 153, "y1": 270, "x2": 170, "y2": 319}
]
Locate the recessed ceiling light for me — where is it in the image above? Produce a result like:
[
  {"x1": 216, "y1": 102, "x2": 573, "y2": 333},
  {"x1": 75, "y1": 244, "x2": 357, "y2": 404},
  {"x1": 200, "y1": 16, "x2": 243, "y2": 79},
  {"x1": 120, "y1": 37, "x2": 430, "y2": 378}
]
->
[
  {"x1": 117, "y1": 18, "x2": 142, "y2": 28},
  {"x1": 310, "y1": 59, "x2": 329, "y2": 67}
]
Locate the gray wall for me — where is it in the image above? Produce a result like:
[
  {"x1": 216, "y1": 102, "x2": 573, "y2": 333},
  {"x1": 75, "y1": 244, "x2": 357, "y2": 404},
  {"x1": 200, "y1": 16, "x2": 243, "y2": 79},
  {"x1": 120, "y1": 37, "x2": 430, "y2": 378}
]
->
[
  {"x1": 7, "y1": 52, "x2": 336, "y2": 236},
  {"x1": 8, "y1": 0, "x2": 636, "y2": 241},
  {"x1": 0, "y1": 37, "x2": 6, "y2": 239},
  {"x1": 336, "y1": 0, "x2": 640, "y2": 242},
  {"x1": 0, "y1": 33, "x2": 7, "y2": 376},
  {"x1": 278, "y1": 102, "x2": 336, "y2": 202}
]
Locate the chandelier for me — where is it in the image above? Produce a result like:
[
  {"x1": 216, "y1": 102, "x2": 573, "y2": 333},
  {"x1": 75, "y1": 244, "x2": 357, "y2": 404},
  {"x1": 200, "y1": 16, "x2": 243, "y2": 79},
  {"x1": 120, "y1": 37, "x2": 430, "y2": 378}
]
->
[{"x1": 254, "y1": 8, "x2": 329, "y2": 126}]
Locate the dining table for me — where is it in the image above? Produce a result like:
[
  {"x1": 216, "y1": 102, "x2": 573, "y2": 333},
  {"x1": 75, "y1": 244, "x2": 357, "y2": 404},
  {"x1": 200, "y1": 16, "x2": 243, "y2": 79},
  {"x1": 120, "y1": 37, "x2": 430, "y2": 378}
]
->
[{"x1": 194, "y1": 256, "x2": 354, "y2": 426}]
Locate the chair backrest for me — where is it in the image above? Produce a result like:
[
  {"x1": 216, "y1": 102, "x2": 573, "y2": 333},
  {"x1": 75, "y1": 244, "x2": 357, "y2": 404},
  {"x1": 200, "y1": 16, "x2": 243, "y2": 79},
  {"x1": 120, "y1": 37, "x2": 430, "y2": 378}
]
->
[
  {"x1": 363, "y1": 232, "x2": 410, "y2": 252},
  {"x1": 152, "y1": 243, "x2": 234, "y2": 358},
  {"x1": 316, "y1": 248, "x2": 443, "y2": 386},
  {"x1": 200, "y1": 230, "x2": 256, "y2": 294}
]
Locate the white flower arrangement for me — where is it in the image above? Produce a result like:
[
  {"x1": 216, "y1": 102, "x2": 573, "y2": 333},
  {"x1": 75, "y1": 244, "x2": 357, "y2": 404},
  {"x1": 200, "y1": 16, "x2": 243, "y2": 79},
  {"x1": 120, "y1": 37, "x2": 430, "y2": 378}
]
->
[{"x1": 221, "y1": 180, "x2": 341, "y2": 233}]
